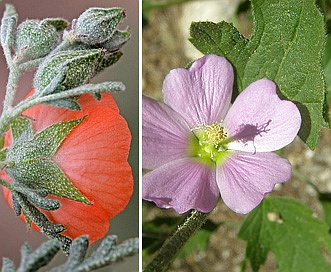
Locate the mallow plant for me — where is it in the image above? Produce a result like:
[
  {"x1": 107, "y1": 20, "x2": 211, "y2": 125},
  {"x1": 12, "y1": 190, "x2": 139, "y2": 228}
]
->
[
  {"x1": 142, "y1": 0, "x2": 331, "y2": 271},
  {"x1": 0, "y1": 3, "x2": 137, "y2": 271}
]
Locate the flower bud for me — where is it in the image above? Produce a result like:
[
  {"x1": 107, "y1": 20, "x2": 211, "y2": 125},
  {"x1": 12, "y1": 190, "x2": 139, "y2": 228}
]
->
[
  {"x1": 99, "y1": 27, "x2": 130, "y2": 52},
  {"x1": 33, "y1": 49, "x2": 105, "y2": 94},
  {"x1": 13, "y1": 18, "x2": 68, "y2": 62},
  {"x1": 72, "y1": 7, "x2": 126, "y2": 45}
]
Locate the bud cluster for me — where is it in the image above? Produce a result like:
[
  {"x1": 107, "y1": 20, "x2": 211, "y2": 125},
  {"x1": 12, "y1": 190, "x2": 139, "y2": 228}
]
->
[{"x1": 8, "y1": 6, "x2": 130, "y2": 101}]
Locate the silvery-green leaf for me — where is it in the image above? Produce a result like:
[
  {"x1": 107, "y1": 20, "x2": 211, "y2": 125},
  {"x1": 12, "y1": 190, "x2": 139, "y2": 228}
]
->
[{"x1": 33, "y1": 49, "x2": 105, "y2": 94}]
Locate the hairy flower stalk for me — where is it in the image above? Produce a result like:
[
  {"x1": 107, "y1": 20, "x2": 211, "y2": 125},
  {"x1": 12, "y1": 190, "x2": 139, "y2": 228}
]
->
[{"x1": 142, "y1": 54, "x2": 301, "y2": 214}]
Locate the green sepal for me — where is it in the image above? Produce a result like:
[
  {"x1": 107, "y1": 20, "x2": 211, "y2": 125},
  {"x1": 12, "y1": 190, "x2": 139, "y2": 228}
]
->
[
  {"x1": 0, "y1": 4, "x2": 18, "y2": 47},
  {"x1": 0, "y1": 147, "x2": 8, "y2": 162},
  {"x1": 9, "y1": 117, "x2": 85, "y2": 160},
  {"x1": 94, "y1": 51, "x2": 123, "y2": 75},
  {"x1": 11, "y1": 117, "x2": 34, "y2": 142},
  {"x1": 12, "y1": 195, "x2": 21, "y2": 216},
  {"x1": 6, "y1": 117, "x2": 90, "y2": 204},
  {"x1": 94, "y1": 93, "x2": 102, "y2": 101},
  {"x1": 42, "y1": 18, "x2": 68, "y2": 32},
  {"x1": 0, "y1": 134, "x2": 5, "y2": 149},
  {"x1": 13, "y1": 19, "x2": 62, "y2": 62},
  {"x1": 43, "y1": 98, "x2": 81, "y2": 110},
  {"x1": 73, "y1": 7, "x2": 126, "y2": 45},
  {"x1": 13, "y1": 183, "x2": 60, "y2": 211},
  {"x1": 34, "y1": 117, "x2": 86, "y2": 157},
  {"x1": 99, "y1": 28, "x2": 131, "y2": 52},
  {"x1": 33, "y1": 49, "x2": 105, "y2": 94},
  {"x1": 7, "y1": 160, "x2": 89, "y2": 204}
]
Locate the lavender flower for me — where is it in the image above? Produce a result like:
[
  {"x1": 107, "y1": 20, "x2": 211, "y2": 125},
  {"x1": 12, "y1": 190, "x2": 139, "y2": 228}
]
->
[{"x1": 142, "y1": 54, "x2": 301, "y2": 214}]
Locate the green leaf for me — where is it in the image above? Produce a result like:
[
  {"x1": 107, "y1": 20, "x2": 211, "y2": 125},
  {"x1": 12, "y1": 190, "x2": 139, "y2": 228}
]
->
[
  {"x1": 1, "y1": 258, "x2": 15, "y2": 272},
  {"x1": 18, "y1": 241, "x2": 61, "y2": 271},
  {"x1": 0, "y1": 148, "x2": 8, "y2": 162},
  {"x1": 238, "y1": 197, "x2": 331, "y2": 272},
  {"x1": 13, "y1": 183, "x2": 60, "y2": 211},
  {"x1": 318, "y1": 192, "x2": 331, "y2": 229},
  {"x1": 323, "y1": 32, "x2": 331, "y2": 102},
  {"x1": 189, "y1": 0, "x2": 329, "y2": 149}
]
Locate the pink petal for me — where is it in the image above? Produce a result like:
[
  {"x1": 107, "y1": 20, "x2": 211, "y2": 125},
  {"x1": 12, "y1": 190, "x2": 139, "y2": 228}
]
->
[
  {"x1": 163, "y1": 55, "x2": 234, "y2": 128},
  {"x1": 224, "y1": 79, "x2": 301, "y2": 152},
  {"x1": 142, "y1": 96, "x2": 190, "y2": 170},
  {"x1": 216, "y1": 151, "x2": 291, "y2": 214},
  {"x1": 143, "y1": 158, "x2": 219, "y2": 214}
]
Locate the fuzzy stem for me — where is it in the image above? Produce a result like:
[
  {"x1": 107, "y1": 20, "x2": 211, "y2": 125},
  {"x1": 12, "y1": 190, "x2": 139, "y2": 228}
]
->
[
  {"x1": 144, "y1": 210, "x2": 209, "y2": 272},
  {"x1": 1, "y1": 56, "x2": 20, "y2": 117}
]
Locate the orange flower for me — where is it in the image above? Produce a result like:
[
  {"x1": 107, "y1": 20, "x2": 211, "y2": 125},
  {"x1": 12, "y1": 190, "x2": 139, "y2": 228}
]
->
[{"x1": 2, "y1": 91, "x2": 133, "y2": 244}]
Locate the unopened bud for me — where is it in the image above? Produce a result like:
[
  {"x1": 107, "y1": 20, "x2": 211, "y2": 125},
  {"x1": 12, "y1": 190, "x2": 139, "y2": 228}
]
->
[
  {"x1": 14, "y1": 18, "x2": 68, "y2": 62},
  {"x1": 34, "y1": 49, "x2": 105, "y2": 94},
  {"x1": 72, "y1": 7, "x2": 126, "y2": 45}
]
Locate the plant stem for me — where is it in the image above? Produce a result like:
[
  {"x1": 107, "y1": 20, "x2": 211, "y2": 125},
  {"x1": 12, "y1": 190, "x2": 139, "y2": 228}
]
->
[{"x1": 144, "y1": 210, "x2": 209, "y2": 272}]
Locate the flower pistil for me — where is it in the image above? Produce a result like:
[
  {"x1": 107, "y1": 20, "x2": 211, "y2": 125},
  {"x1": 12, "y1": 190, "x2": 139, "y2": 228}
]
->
[{"x1": 190, "y1": 122, "x2": 231, "y2": 166}]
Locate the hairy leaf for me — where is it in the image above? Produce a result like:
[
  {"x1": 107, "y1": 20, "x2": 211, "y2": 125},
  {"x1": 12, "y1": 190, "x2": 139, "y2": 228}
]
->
[
  {"x1": 190, "y1": 0, "x2": 329, "y2": 149},
  {"x1": 238, "y1": 197, "x2": 331, "y2": 272}
]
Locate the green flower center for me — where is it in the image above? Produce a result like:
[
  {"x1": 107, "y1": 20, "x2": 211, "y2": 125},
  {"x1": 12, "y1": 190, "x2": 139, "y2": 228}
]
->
[{"x1": 188, "y1": 122, "x2": 232, "y2": 167}]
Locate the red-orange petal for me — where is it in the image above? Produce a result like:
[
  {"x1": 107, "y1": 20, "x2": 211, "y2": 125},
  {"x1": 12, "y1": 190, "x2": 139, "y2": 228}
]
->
[{"x1": 2, "y1": 92, "x2": 133, "y2": 243}]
